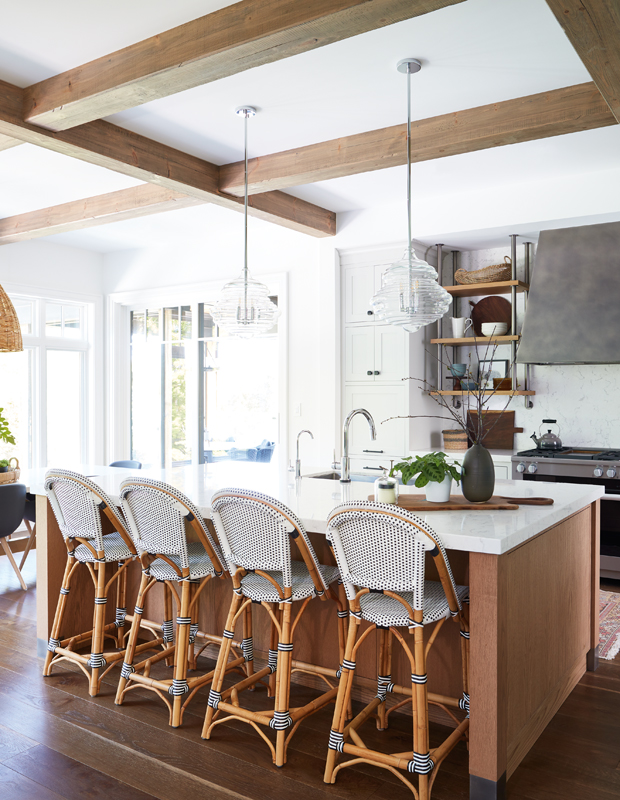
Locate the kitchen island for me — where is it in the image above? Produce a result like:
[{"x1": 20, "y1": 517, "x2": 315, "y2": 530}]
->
[{"x1": 27, "y1": 463, "x2": 603, "y2": 800}]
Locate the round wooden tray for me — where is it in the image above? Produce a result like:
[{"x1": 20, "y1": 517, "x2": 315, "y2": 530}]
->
[{"x1": 469, "y1": 296, "x2": 512, "y2": 336}]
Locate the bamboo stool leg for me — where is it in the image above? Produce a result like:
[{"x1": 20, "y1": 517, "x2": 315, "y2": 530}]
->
[
  {"x1": 202, "y1": 590, "x2": 244, "y2": 739},
  {"x1": 377, "y1": 627, "x2": 390, "y2": 731},
  {"x1": 88, "y1": 561, "x2": 108, "y2": 696},
  {"x1": 242, "y1": 601, "x2": 254, "y2": 681},
  {"x1": 268, "y1": 604, "x2": 279, "y2": 698},
  {"x1": 324, "y1": 615, "x2": 359, "y2": 784},
  {"x1": 43, "y1": 554, "x2": 77, "y2": 677},
  {"x1": 170, "y1": 580, "x2": 192, "y2": 728},
  {"x1": 413, "y1": 624, "x2": 429, "y2": 800},
  {"x1": 115, "y1": 571, "x2": 150, "y2": 705},
  {"x1": 188, "y1": 582, "x2": 199, "y2": 671},
  {"x1": 18, "y1": 520, "x2": 36, "y2": 571},
  {"x1": 163, "y1": 582, "x2": 174, "y2": 667},
  {"x1": 273, "y1": 602, "x2": 293, "y2": 767},
  {"x1": 115, "y1": 560, "x2": 128, "y2": 648}
]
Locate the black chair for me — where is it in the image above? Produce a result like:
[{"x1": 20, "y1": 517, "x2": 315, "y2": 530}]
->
[
  {"x1": 0, "y1": 483, "x2": 30, "y2": 590},
  {"x1": 109, "y1": 460, "x2": 142, "y2": 469}
]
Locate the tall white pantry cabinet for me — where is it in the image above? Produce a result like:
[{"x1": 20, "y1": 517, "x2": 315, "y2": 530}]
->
[{"x1": 340, "y1": 244, "x2": 434, "y2": 474}]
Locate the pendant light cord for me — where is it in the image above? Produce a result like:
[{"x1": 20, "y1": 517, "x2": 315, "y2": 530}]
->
[
  {"x1": 243, "y1": 109, "x2": 249, "y2": 318},
  {"x1": 406, "y1": 64, "x2": 412, "y2": 254}
]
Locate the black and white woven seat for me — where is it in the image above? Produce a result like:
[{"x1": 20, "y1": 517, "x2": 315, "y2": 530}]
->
[
  {"x1": 323, "y1": 501, "x2": 470, "y2": 800},
  {"x1": 43, "y1": 469, "x2": 143, "y2": 697},
  {"x1": 116, "y1": 477, "x2": 236, "y2": 728},
  {"x1": 201, "y1": 487, "x2": 346, "y2": 768}
]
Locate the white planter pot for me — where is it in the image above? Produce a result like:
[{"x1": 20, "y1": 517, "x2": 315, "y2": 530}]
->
[{"x1": 425, "y1": 475, "x2": 453, "y2": 503}]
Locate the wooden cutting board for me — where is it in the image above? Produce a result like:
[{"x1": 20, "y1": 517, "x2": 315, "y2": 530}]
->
[
  {"x1": 467, "y1": 410, "x2": 524, "y2": 449},
  {"x1": 469, "y1": 296, "x2": 512, "y2": 335},
  {"x1": 367, "y1": 495, "x2": 553, "y2": 511}
]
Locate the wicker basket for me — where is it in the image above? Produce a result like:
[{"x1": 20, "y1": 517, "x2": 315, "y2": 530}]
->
[
  {"x1": 0, "y1": 284, "x2": 23, "y2": 353},
  {"x1": 0, "y1": 457, "x2": 20, "y2": 485},
  {"x1": 454, "y1": 256, "x2": 512, "y2": 285},
  {"x1": 442, "y1": 430, "x2": 468, "y2": 451}
]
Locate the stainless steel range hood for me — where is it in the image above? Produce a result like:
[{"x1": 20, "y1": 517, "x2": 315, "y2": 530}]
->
[{"x1": 517, "y1": 221, "x2": 620, "y2": 365}]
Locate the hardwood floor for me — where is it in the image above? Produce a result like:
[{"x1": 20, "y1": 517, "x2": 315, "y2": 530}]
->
[{"x1": 0, "y1": 556, "x2": 619, "y2": 800}]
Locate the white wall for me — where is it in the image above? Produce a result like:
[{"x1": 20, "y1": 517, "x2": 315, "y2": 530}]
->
[
  {"x1": 0, "y1": 239, "x2": 103, "y2": 295},
  {"x1": 103, "y1": 221, "x2": 323, "y2": 467}
]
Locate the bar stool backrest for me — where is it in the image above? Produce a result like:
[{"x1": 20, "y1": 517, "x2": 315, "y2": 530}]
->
[
  {"x1": 211, "y1": 487, "x2": 328, "y2": 592},
  {"x1": 0, "y1": 483, "x2": 27, "y2": 538},
  {"x1": 45, "y1": 469, "x2": 131, "y2": 553},
  {"x1": 326, "y1": 501, "x2": 460, "y2": 612},
  {"x1": 120, "y1": 477, "x2": 224, "y2": 573}
]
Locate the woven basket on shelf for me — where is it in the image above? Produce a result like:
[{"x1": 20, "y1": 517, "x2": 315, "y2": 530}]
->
[
  {"x1": 0, "y1": 457, "x2": 20, "y2": 485},
  {"x1": 442, "y1": 430, "x2": 468, "y2": 451},
  {"x1": 454, "y1": 256, "x2": 512, "y2": 285},
  {"x1": 0, "y1": 284, "x2": 23, "y2": 353}
]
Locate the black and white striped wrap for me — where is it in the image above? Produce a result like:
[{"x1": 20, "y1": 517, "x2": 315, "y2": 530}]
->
[
  {"x1": 168, "y1": 678, "x2": 189, "y2": 696},
  {"x1": 411, "y1": 672, "x2": 427, "y2": 685},
  {"x1": 121, "y1": 661, "x2": 135, "y2": 679},
  {"x1": 241, "y1": 637, "x2": 254, "y2": 662},
  {"x1": 208, "y1": 689, "x2": 221, "y2": 709},
  {"x1": 459, "y1": 692, "x2": 470, "y2": 717},
  {"x1": 376, "y1": 674, "x2": 394, "y2": 700},
  {"x1": 277, "y1": 642, "x2": 294, "y2": 652},
  {"x1": 94, "y1": 597, "x2": 107, "y2": 605},
  {"x1": 328, "y1": 730, "x2": 345, "y2": 752},
  {"x1": 60, "y1": 587, "x2": 70, "y2": 596},
  {"x1": 407, "y1": 752, "x2": 435, "y2": 775},
  {"x1": 269, "y1": 711, "x2": 293, "y2": 730},
  {"x1": 268, "y1": 649, "x2": 278, "y2": 673},
  {"x1": 162, "y1": 619, "x2": 174, "y2": 643},
  {"x1": 115, "y1": 607, "x2": 127, "y2": 628},
  {"x1": 87, "y1": 653, "x2": 107, "y2": 669},
  {"x1": 189, "y1": 623, "x2": 199, "y2": 644},
  {"x1": 47, "y1": 637, "x2": 60, "y2": 652}
]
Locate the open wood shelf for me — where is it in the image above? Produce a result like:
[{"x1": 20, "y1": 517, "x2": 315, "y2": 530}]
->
[
  {"x1": 444, "y1": 280, "x2": 529, "y2": 298},
  {"x1": 430, "y1": 334, "x2": 520, "y2": 345},
  {"x1": 431, "y1": 389, "x2": 536, "y2": 396}
]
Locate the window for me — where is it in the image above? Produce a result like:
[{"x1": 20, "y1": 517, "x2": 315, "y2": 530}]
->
[
  {"x1": 0, "y1": 294, "x2": 93, "y2": 468},
  {"x1": 130, "y1": 302, "x2": 279, "y2": 469}
]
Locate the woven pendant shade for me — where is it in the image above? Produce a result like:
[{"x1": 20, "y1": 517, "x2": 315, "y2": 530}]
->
[{"x1": 0, "y1": 284, "x2": 23, "y2": 352}]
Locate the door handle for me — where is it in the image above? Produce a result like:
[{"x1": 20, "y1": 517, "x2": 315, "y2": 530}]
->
[
  {"x1": 374, "y1": 370, "x2": 380, "y2": 375},
  {"x1": 367, "y1": 370, "x2": 373, "y2": 376},
  {"x1": 363, "y1": 466, "x2": 385, "y2": 471},
  {"x1": 363, "y1": 450, "x2": 384, "y2": 454}
]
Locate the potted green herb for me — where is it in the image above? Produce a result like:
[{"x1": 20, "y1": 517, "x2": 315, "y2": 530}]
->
[
  {"x1": 390, "y1": 452, "x2": 461, "y2": 503},
  {"x1": 0, "y1": 459, "x2": 9, "y2": 473}
]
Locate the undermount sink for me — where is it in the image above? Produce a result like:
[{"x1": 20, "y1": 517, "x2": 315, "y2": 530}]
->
[{"x1": 305, "y1": 471, "x2": 377, "y2": 483}]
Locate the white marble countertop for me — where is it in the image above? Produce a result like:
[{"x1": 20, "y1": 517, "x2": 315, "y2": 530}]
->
[{"x1": 24, "y1": 463, "x2": 604, "y2": 556}]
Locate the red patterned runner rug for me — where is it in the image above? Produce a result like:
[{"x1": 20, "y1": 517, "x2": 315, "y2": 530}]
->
[{"x1": 600, "y1": 591, "x2": 620, "y2": 660}]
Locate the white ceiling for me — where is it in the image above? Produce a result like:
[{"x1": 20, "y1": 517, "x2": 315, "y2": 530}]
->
[{"x1": 0, "y1": 0, "x2": 618, "y2": 252}]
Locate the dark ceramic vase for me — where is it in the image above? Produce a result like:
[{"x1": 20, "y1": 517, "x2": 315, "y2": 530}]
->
[{"x1": 461, "y1": 443, "x2": 495, "y2": 503}]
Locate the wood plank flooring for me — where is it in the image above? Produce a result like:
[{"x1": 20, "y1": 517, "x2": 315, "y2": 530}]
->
[{"x1": 0, "y1": 557, "x2": 619, "y2": 800}]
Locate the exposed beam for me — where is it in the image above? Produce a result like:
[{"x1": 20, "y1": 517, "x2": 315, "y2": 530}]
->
[
  {"x1": 0, "y1": 80, "x2": 335, "y2": 238},
  {"x1": 23, "y1": 0, "x2": 466, "y2": 132},
  {"x1": 545, "y1": 1, "x2": 620, "y2": 123},
  {"x1": 219, "y1": 82, "x2": 616, "y2": 195},
  {"x1": 0, "y1": 133, "x2": 22, "y2": 151},
  {"x1": 0, "y1": 184, "x2": 204, "y2": 245}
]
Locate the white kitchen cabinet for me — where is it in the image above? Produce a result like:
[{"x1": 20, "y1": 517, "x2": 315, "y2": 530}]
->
[
  {"x1": 344, "y1": 384, "x2": 408, "y2": 458},
  {"x1": 344, "y1": 324, "x2": 406, "y2": 383},
  {"x1": 343, "y1": 265, "x2": 376, "y2": 323}
]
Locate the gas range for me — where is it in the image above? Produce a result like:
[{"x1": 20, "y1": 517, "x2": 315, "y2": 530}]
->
[{"x1": 512, "y1": 447, "x2": 620, "y2": 481}]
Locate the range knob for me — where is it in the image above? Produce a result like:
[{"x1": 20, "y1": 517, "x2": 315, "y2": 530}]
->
[
  {"x1": 593, "y1": 467, "x2": 604, "y2": 478},
  {"x1": 516, "y1": 462, "x2": 526, "y2": 473},
  {"x1": 607, "y1": 468, "x2": 617, "y2": 478},
  {"x1": 527, "y1": 463, "x2": 538, "y2": 473}
]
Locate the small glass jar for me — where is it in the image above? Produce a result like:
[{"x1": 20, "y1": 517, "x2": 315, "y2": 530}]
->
[{"x1": 374, "y1": 473, "x2": 399, "y2": 505}]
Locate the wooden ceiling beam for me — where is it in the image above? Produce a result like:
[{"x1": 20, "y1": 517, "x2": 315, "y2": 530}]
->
[
  {"x1": 23, "y1": 0, "x2": 466, "y2": 132},
  {"x1": 0, "y1": 133, "x2": 21, "y2": 152},
  {"x1": 545, "y1": 1, "x2": 620, "y2": 123},
  {"x1": 0, "y1": 79, "x2": 335, "y2": 238},
  {"x1": 0, "y1": 184, "x2": 204, "y2": 245},
  {"x1": 219, "y1": 82, "x2": 616, "y2": 195}
]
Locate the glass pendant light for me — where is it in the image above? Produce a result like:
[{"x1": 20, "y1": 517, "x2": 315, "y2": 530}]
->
[
  {"x1": 211, "y1": 106, "x2": 280, "y2": 338},
  {"x1": 370, "y1": 59, "x2": 451, "y2": 333}
]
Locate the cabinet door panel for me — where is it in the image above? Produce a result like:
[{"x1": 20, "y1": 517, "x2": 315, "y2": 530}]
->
[
  {"x1": 374, "y1": 325, "x2": 406, "y2": 382},
  {"x1": 344, "y1": 385, "x2": 407, "y2": 457},
  {"x1": 344, "y1": 265, "x2": 376, "y2": 323},
  {"x1": 345, "y1": 326, "x2": 375, "y2": 382}
]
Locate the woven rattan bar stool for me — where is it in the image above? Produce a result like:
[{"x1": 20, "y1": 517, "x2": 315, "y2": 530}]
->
[
  {"x1": 116, "y1": 477, "x2": 243, "y2": 728},
  {"x1": 323, "y1": 501, "x2": 470, "y2": 800},
  {"x1": 43, "y1": 469, "x2": 153, "y2": 696},
  {"x1": 202, "y1": 487, "x2": 345, "y2": 767}
]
